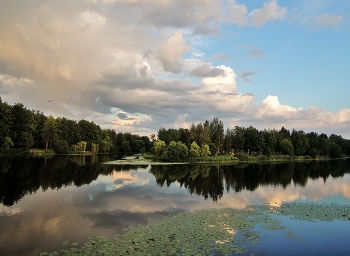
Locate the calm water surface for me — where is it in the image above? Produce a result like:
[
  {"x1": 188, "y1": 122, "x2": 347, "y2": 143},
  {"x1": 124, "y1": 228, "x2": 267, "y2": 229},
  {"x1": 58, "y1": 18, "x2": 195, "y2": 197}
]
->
[{"x1": 0, "y1": 156, "x2": 349, "y2": 255}]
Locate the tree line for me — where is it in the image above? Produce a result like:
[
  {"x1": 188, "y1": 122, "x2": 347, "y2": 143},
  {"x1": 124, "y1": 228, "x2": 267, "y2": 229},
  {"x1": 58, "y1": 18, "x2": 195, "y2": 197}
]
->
[
  {"x1": 0, "y1": 97, "x2": 151, "y2": 154},
  {"x1": 155, "y1": 117, "x2": 350, "y2": 159},
  {"x1": 1, "y1": 97, "x2": 349, "y2": 158}
]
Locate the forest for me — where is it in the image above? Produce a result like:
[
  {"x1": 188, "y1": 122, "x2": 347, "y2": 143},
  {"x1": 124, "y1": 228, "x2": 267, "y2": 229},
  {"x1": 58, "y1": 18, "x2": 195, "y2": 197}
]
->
[{"x1": 0, "y1": 97, "x2": 349, "y2": 159}]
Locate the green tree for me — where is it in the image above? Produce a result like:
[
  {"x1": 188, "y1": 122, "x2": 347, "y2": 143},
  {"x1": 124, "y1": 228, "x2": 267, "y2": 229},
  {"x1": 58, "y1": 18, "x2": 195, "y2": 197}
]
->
[
  {"x1": 154, "y1": 140, "x2": 167, "y2": 157},
  {"x1": 53, "y1": 140, "x2": 70, "y2": 154},
  {"x1": 11, "y1": 103, "x2": 35, "y2": 149},
  {"x1": 210, "y1": 117, "x2": 224, "y2": 155},
  {"x1": 189, "y1": 141, "x2": 200, "y2": 157},
  {"x1": 232, "y1": 126, "x2": 245, "y2": 152},
  {"x1": 56, "y1": 117, "x2": 81, "y2": 147},
  {"x1": 261, "y1": 129, "x2": 278, "y2": 156},
  {"x1": 309, "y1": 148, "x2": 318, "y2": 159},
  {"x1": 42, "y1": 115, "x2": 57, "y2": 150},
  {"x1": 161, "y1": 141, "x2": 188, "y2": 162},
  {"x1": 91, "y1": 143, "x2": 99, "y2": 155},
  {"x1": 328, "y1": 140, "x2": 342, "y2": 158},
  {"x1": 32, "y1": 110, "x2": 47, "y2": 148},
  {"x1": 0, "y1": 98, "x2": 13, "y2": 146},
  {"x1": 291, "y1": 130, "x2": 309, "y2": 156},
  {"x1": 318, "y1": 133, "x2": 329, "y2": 156},
  {"x1": 244, "y1": 126, "x2": 264, "y2": 153},
  {"x1": 2, "y1": 137, "x2": 14, "y2": 150},
  {"x1": 200, "y1": 144, "x2": 211, "y2": 157},
  {"x1": 78, "y1": 120, "x2": 102, "y2": 150},
  {"x1": 223, "y1": 128, "x2": 233, "y2": 154},
  {"x1": 279, "y1": 138, "x2": 294, "y2": 156}
]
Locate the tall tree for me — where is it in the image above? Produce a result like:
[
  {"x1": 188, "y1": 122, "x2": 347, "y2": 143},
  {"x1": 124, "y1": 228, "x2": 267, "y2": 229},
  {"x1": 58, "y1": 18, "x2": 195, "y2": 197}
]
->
[
  {"x1": 291, "y1": 130, "x2": 309, "y2": 156},
  {"x1": 210, "y1": 117, "x2": 224, "y2": 155},
  {"x1": 0, "y1": 97, "x2": 13, "y2": 146},
  {"x1": 11, "y1": 103, "x2": 35, "y2": 149},
  {"x1": 244, "y1": 126, "x2": 264, "y2": 153},
  {"x1": 232, "y1": 126, "x2": 245, "y2": 152},
  {"x1": 42, "y1": 115, "x2": 57, "y2": 150}
]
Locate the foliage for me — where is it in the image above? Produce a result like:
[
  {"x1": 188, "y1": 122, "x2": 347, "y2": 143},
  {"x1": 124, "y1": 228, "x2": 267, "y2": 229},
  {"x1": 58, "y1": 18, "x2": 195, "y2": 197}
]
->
[
  {"x1": 53, "y1": 140, "x2": 70, "y2": 154},
  {"x1": 291, "y1": 130, "x2": 309, "y2": 156},
  {"x1": 0, "y1": 97, "x2": 13, "y2": 146},
  {"x1": 161, "y1": 141, "x2": 188, "y2": 162},
  {"x1": 42, "y1": 115, "x2": 57, "y2": 150},
  {"x1": 208, "y1": 143, "x2": 217, "y2": 156},
  {"x1": 91, "y1": 143, "x2": 99, "y2": 155},
  {"x1": 1, "y1": 98, "x2": 350, "y2": 159},
  {"x1": 235, "y1": 152, "x2": 249, "y2": 161},
  {"x1": 308, "y1": 148, "x2": 318, "y2": 159},
  {"x1": 153, "y1": 140, "x2": 167, "y2": 157},
  {"x1": 200, "y1": 144, "x2": 211, "y2": 157},
  {"x1": 328, "y1": 140, "x2": 342, "y2": 158},
  {"x1": 189, "y1": 141, "x2": 200, "y2": 157},
  {"x1": 279, "y1": 138, "x2": 294, "y2": 156},
  {"x1": 1, "y1": 137, "x2": 14, "y2": 150},
  {"x1": 258, "y1": 155, "x2": 268, "y2": 161}
]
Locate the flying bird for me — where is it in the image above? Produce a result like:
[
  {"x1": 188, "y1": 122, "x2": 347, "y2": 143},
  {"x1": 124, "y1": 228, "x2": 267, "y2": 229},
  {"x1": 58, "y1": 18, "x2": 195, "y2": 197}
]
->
[{"x1": 47, "y1": 100, "x2": 53, "y2": 102}]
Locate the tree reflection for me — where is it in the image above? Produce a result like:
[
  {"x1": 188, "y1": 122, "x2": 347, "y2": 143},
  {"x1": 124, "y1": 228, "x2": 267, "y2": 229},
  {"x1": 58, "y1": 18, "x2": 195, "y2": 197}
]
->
[
  {"x1": 0, "y1": 156, "x2": 116, "y2": 206},
  {"x1": 150, "y1": 160, "x2": 350, "y2": 202},
  {"x1": 0, "y1": 158, "x2": 349, "y2": 206}
]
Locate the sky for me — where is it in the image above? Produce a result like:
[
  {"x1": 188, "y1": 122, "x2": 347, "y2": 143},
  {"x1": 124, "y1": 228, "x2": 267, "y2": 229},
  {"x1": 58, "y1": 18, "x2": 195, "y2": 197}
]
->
[{"x1": 0, "y1": 0, "x2": 350, "y2": 138}]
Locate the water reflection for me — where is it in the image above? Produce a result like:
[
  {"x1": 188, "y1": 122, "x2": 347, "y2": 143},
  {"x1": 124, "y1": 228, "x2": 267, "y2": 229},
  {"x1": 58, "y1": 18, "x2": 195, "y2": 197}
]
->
[
  {"x1": 0, "y1": 157, "x2": 350, "y2": 256},
  {"x1": 0, "y1": 155, "x2": 117, "y2": 206},
  {"x1": 1, "y1": 157, "x2": 349, "y2": 206},
  {"x1": 151, "y1": 160, "x2": 350, "y2": 202}
]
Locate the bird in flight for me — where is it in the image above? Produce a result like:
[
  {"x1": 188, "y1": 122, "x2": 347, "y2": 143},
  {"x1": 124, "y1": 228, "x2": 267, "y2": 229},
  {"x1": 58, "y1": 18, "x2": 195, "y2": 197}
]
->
[{"x1": 47, "y1": 100, "x2": 53, "y2": 102}]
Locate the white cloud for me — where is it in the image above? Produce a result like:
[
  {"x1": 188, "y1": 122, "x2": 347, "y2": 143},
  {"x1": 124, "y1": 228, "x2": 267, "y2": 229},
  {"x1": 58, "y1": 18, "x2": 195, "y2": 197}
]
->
[
  {"x1": 0, "y1": 0, "x2": 349, "y2": 138},
  {"x1": 156, "y1": 31, "x2": 192, "y2": 73},
  {"x1": 249, "y1": 1, "x2": 287, "y2": 26},
  {"x1": 255, "y1": 95, "x2": 350, "y2": 136},
  {"x1": 225, "y1": 1, "x2": 249, "y2": 26},
  {"x1": 314, "y1": 14, "x2": 344, "y2": 28}
]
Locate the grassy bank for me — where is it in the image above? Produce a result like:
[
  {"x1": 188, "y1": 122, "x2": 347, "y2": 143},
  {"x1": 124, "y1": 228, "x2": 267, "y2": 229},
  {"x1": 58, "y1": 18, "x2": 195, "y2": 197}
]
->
[{"x1": 142, "y1": 153, "x2": 334, "y2": 164}]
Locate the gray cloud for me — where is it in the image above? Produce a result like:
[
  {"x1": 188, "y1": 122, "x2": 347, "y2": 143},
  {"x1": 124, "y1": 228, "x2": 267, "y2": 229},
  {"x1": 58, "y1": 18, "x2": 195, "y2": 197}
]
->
[
  {"x1": 248, "y1": 49, "x2": 265, "y2": 59},
  {"x1": 213, "y1": 53, "x2": 230, "y2": 60},
  {"x1": 190, "y1": 64, "x2": 226, "y2": 77},
  {"x1": 240, "y1": 71, "x2": 258, "y2": 82}
]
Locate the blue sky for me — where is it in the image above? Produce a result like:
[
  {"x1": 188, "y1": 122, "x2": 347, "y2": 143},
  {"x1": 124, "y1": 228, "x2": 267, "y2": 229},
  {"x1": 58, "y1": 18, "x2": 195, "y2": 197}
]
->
[{"x1": 0, "y1": 0, "x2": 349, "y2": 138}]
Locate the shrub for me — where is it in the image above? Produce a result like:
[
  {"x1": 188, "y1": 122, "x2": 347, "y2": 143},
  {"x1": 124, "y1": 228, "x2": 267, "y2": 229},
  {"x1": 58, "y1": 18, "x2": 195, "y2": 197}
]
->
[
  {"x1": 53, "y1": 140, "x2": 70, "y2": 154},
  {"x1": 308, "y1": 148, "x2": 318, "y2": 159},
  {"x1": 235, "y1": 152, "x2": 248, "y2": 161},
  {"x1": 259, "y1": 155, "x2": 268, "y2": 161}
]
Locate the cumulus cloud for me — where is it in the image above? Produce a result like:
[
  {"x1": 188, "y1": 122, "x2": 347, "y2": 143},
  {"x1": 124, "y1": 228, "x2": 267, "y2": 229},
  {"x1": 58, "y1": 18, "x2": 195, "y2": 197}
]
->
[
  {"x1": 255, "y1": 95, "x2": 350, "y2": 136},
  {"x1": 0, "y1": 0, "x2": 349, "y2": 138},
  {"x1": 156, "y1": 31, "x2": 192, "y2": 73},
  {"x1": 249, "y1": 0, "x2": 287, "y2": 26},
  {"x1": 190, "y1": 63, "x2": 226, "y2": 77},
  {"x1": 139, "y1": 0, "x2": 222, "y2": 35}
]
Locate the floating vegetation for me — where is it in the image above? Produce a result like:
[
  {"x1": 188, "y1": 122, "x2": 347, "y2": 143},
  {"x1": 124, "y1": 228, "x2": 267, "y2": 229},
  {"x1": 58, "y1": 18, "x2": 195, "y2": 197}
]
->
[{"x1": 41, "y1": 203, "x2": 350, "y2": 256}]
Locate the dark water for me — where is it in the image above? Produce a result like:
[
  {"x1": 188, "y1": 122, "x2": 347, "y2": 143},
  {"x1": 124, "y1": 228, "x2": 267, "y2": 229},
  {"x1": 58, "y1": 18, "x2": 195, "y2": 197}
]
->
[{"x1": 0, "y1": 156, "x2": 350, "y2": 255}]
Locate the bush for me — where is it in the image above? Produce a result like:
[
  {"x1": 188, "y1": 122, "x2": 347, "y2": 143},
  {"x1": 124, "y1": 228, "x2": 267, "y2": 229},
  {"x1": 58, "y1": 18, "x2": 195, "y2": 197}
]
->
[
  {"x1": 53, "y1": 140, "x2": 70, "y2": 154},
  {"x1": 161, "y1": 141, "x2": 188, "y2": 162},
  {"x1": 308, "y1": 148, "x2": 318, "y2": 159},
  {"x1": 235, "y1": 152, "x2": 248, "y2": 161},
  {"x1": 259, "y1": 155, "x2": 268, "y2": 161}
]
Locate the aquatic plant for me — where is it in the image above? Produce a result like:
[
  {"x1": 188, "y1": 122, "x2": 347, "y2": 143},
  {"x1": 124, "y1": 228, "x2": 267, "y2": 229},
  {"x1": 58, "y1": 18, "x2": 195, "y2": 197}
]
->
[{"x1": 41, "y1": 203, "x2": 350, "y2": 255}]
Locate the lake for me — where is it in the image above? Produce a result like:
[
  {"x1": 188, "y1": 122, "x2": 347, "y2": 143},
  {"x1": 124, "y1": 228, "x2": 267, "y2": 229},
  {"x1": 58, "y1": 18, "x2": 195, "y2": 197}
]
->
[{"x1": 0, "y1": 156, "x2": 350, "y2": 255}]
